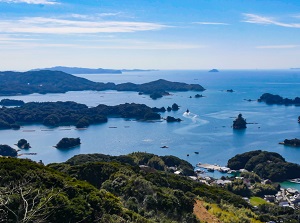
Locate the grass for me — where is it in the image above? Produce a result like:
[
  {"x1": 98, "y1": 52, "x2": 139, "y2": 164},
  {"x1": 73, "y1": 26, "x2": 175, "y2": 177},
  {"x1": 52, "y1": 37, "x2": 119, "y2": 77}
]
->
[
  {"x1": 202, "y1": 201, "x2": 263, "y2": 223},
  {"x1": 250, "y1": 197, "x2": 268, "y2": 206}
]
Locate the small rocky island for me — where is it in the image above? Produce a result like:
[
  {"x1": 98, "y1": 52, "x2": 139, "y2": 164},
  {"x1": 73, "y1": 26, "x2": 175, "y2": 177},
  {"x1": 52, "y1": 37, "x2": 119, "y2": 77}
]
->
[
  {"x1": 17, "y1": 139, "x2": 31, "y2": 149},
  {"x1": 258, "y1": 93, "x2": 300, "y2": 105},
  {"x1": 195, "y1": 94, "x2": 204, "y2": 98},
  {"x1": 166, "y1": 116, "x2": 182, "y2": 122},
  {"x1": 233, "y1": 114, "x2": 247, "y2": 129},
  {"x1": 55, "y1": 137, "x2": 81, "y2": 149},
  {"x1": 279, "y1": 138, "x2": 300, "y2": 147}
]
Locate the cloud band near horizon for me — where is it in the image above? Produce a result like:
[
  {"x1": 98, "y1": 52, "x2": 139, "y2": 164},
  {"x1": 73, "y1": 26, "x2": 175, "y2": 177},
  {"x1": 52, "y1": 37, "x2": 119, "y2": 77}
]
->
[
  {"x1": 0, "y1": 0, "x2": 58, "y2": 5},
  {"x1": 0, "y1": 17, "x2": 168, "y2": 34}
]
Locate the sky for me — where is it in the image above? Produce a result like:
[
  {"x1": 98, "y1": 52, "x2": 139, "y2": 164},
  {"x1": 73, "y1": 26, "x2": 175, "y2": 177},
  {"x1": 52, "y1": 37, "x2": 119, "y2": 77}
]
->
[{"x1": 1, "y1": 0, "x2": 300, "y2": 70}]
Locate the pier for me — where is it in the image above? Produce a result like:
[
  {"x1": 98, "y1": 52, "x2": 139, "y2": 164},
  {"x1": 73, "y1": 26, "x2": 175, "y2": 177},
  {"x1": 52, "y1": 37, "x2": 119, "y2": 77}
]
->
[{"x1": 197, "y1": 163, "x2": 231, "y2": 172}]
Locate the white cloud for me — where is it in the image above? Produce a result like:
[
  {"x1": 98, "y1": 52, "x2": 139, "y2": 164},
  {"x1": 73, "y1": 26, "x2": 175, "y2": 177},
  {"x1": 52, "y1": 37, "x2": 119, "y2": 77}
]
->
[
  {"x1": 0, "y1": 17, "x2": 168, "y2": 34},
  {"x1": 0, "y1": 0, "x2": 58, "y2": 5},
  {"x1": 243, "y1": 13, "x2": 300, "y2": 28},
  {"x1": 256, "y1": 45, "x2": 299, "y2": 49},
  {"x1": 194, "y1": 22, "x2": 229, "y2": 25},
  {"x1": 98, "y1": 12, "x2": 122, "y2": 17}
]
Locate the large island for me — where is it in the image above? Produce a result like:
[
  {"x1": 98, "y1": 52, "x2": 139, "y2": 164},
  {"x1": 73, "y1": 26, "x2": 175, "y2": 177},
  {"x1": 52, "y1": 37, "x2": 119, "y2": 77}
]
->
[{"x1": 0, "y1": 70, "x2": 205, "y2": 99}]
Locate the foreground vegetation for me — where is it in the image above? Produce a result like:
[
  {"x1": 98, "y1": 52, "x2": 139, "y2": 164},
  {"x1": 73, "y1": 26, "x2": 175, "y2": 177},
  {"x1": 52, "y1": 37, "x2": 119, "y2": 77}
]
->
[
  {"x1": 0, "y1": 152, "x2": 250, "y2": 223},
  {"x1": 1, "y1": 152, "x2": 299, "y2": 222}
]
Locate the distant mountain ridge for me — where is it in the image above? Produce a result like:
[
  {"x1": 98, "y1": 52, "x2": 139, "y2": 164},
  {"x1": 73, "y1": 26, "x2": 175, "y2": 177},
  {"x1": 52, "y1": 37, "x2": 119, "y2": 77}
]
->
[
  {"x1": 32, "y1": 66, "x2": 122, "y2": 74},
  {"x1": 31, "y1": 66, "x2": 157, "y2": 74}
]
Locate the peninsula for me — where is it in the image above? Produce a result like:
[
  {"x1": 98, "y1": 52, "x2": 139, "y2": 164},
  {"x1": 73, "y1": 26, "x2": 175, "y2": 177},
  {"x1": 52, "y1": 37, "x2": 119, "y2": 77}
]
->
[
  {"x1": 0, "y1": 70, "x2": 205, "y2": 99},
  {"x1": 227, "y1": 150, "x2": 300, "y2": 182},
  {"x1": 279, "y1": 138, "x2": 300, "y2": 147}
]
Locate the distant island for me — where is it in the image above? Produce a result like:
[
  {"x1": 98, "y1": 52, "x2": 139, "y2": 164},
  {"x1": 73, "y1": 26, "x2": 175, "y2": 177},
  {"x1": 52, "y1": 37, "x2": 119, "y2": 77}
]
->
[
  {"x1": 0, "y1": 70, "x2": 205, "y2": 99},
  {"x1": 258, "y1": 93, "x2": 300, "y2": 105},
  {"x1": 32, "y1": 66, "x2": 157, "y2": 74},
  {"x1": 32, "y1": 66, "x2": 122, "y2": 74},
  {"x1": 209, "y1": 69, "x2": 219, "y2": 72}
]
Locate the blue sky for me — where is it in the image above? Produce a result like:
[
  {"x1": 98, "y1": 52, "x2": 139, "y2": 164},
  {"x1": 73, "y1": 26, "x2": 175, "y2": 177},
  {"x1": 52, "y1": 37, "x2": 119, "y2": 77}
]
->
[{"x1": 1, "y1": 0, "x2": 300, "y2": 70}]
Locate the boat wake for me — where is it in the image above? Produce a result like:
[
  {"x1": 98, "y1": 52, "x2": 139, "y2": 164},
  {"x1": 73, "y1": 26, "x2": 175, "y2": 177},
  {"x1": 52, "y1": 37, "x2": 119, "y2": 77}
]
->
[
  {"x1": 173, "y1": 111, "x2": 209, "y2": 135},
  {"x1": 183, "y1": 111, "x2": 199, "y2": 123}
]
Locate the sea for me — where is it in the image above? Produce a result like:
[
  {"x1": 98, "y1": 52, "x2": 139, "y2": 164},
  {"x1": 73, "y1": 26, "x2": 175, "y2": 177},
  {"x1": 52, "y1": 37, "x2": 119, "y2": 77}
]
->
[{"x1": 1, "y1": 70, "x2": 300, "y2": 189}]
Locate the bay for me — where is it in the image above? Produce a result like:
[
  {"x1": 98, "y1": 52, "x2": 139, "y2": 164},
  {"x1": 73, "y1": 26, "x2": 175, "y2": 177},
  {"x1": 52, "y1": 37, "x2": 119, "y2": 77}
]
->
[{"x1": 1, "y1": 70, "x2": 300, "y2": 176}]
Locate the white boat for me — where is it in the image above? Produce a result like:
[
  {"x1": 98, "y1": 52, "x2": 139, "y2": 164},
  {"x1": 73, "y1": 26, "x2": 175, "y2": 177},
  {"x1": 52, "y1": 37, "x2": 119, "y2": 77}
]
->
[{"x1": 289, "y1": 178, "x2": 300, "y2": 184}]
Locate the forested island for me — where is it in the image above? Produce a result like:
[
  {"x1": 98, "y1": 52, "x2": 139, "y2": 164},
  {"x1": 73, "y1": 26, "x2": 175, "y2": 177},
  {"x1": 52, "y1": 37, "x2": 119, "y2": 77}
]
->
[
  {"x1": 279, "y1": 138, "x2": 300, "y2": 147},
  {"x1": 0, "y1": 145, "x2": 17, "y2": 157},
  {"x1": 0, "y1": 70, "x2": 205, "y2": 99},
  {"x1": 55, "y1": 137, "x2": 81, "y2": 149},
  {"x1": 0, "y1": 101, "x2": 168, "y2": 129},
  {"x1": 258, "y1": 93, "x2": 300, "y2": 105},
  {"x1": 16, "y1": 139, "x2": 31, "y2": 149},
  {"x1": 227, "y1": 150, "x2": 300, "y2": 182}
]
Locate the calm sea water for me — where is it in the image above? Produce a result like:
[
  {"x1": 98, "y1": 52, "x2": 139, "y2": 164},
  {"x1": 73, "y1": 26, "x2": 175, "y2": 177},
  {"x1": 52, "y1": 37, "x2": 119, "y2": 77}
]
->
[{"x1": 1, "y1": 70, "x2": 300, "y2": 184}]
